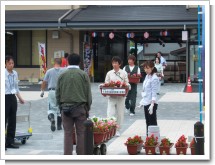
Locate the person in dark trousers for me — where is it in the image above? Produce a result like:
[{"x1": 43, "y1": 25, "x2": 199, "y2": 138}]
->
[
  {"x1": 40, "y1": 58, "x2": 66, "y2": 131},
  {"x1": 137, "y1": 61, "x2": 159, "y2": 136},
  {"x1": 56, "y1": 53, "x2": 92, "y2": 155},
  {"x1": 123, "y1": 55, "x2": 141, "y2": 116},
  {"x1": 5, "y1": 56, "x2": 25, "y2": 149}
]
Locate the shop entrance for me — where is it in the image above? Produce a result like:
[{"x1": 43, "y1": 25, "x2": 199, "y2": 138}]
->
[{"x1": 88, "y1": 30, "x2": 188, "y2": 83}]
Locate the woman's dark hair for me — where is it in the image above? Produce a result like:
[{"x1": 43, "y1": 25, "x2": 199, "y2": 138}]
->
[
  {"x1": 127, "y1": 55, "x2": 136, "y2": 62},
  {"x1": 143, "y1": 61, "x2": 157, "y2": 75},
  {"x1": 68, "y1": 53, "x2": 80, "y2": 65},
  {"x1": 112, "y1": 56, "x2": 122, "y2": 65},
  {"x1": 64, "y1": 53, "x2": 69, "y2": 58},
  {"x1": 155, "y1": 57, "x2": 161, "y2": 64},
  {"x1": 5, "y1": 56, "x2": 14, "y2": 64},
  {"x1": 157, "y1": 51, "x2": 163, "y2": 56}
]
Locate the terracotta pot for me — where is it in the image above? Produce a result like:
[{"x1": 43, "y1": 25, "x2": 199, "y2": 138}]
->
[
  {"x1": 93, "y1": 132, "x2": 105, "y2": 144},
  {"x1": 190, "y1": 147, "x2": 195, "y2": 155},
  {"x1": 144, "y1": 145, "x2": 157, "y2": 155},
  {"x1": 175, "y1": 146, "x2": 188, "y2": 155},
  {"x1": 159, "y1": 143, "x2": 174, "y2": 155},
  {"x1": 126, "y1": 143, "x2": 142, "y2": 155},
  {"x1": 112, "y1": 127, "x2": 117, "y2": 136},
  {"x1": 103, "y1": 132, "x2": 108, "y2": 142},
  {"x1": 128, "y1": 76, "x2": 140, "y2": 84}
]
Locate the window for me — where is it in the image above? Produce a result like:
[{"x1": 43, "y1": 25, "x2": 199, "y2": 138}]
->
[
  {"x1": 17, "y1": 31, "x2": 31, "y2": 66},
  {"x1": 5, "y1": 30, "x2": 47, "y2": 67}
]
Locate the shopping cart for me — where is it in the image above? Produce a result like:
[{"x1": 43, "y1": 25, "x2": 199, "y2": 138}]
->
[{"x1": 15, "y1": 101, "x2": 32, "y2": 144}]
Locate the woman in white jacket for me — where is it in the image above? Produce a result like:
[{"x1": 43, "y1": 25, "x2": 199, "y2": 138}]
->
[{"x1": 137, "y1": 61, "x2": 159, "y2": 136}]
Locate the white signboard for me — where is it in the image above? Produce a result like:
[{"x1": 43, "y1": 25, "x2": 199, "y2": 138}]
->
[
  {"x1": 182, "y1": 31, "x2": 188, "y2": 41},
  {"x1": 101, "y1": 88, "x2": 126, "y2": 94}
]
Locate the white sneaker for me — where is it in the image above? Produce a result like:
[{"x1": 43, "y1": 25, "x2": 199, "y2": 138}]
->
[
  {"x1": 115, "y1": 131, "x2": 121, "y2": 137},
  {"x1": 130, "y1": 113, "x2": 134, "y2": 116}
]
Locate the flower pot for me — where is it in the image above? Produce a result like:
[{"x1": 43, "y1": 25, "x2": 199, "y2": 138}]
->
[
  {"x1": 112, "y1": 127, "x2": 117, "y2": 136},
  {"x1": 190, "y1": 147, "x2": 195, "y2": 155},
  {"x1": 126, "y1": 143, "x2": 142, "y2": 155},
  {"x1": 128, "y1": 76, "x2": 140, "y2": 84},
  {"x1": 175, "y1": 146, "x2": 188, "y2": 155},
  {"x1": 144, "y1": 145, "x2": 157, "y2": 155},
  {"x1": 159, "y1": 143, "x2": 174, "y2": 155},
  {"x1": 93, "y1": 132, "x2": 105, "y2": 144},
  {"x1": 103, "y1": 132, "x2": 108, "y2": 142}
]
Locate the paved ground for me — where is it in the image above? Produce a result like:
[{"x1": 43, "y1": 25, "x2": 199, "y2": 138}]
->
[{"x1": 4, "y1": 83, "x2": 205, "y2": 156}]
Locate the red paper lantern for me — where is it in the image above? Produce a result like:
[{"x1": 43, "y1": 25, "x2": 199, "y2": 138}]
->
[
  {"x1": 144, "y1": 32, "x2": 149, "y2": 39},
  {"x1": 109, "y1": 32, "x2": 114, "y2": 39}
]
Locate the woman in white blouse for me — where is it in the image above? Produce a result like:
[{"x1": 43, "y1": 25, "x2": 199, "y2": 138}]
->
[{"x1": 137, "y1": 61, "x2": 159, "y2": 136}]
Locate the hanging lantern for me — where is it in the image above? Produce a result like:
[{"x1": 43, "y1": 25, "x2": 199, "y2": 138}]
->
[
  {"x1": 109, "y1": 32, "x2": 114, "y2": 39},
  {"x1": 126, "y1": 33, "x2": 131, "y2": 38},
  {"x1": 163, "y1": 30, "x2": 169, "y2": 36},
  {"x1": 130, "y1": 32, "x2": 135, "y2": 38},
  {"x1": 144, "y1": 32, "x2": 149, "y2": 39},
  {"x1": 92, "y1": 32, "x2": 97, "y2": 38},
  {"x1": 160, "y1": 30, "x2": 168, "y2": 36}
]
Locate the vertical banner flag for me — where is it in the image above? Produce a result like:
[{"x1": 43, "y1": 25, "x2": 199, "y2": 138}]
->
[
  {"x1": 83, "y1": 42, "x2": 93, "y2": 77},
  {"x1": 38, "y1": 42, "x2": 47, "y2": 79}
]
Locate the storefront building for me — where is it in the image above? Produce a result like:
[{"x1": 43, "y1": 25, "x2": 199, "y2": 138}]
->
[{"x1": 5, "y1": 5, "x2": 200, "y2": 83}]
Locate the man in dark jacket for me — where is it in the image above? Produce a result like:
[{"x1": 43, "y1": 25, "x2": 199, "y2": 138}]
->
[{"x1": 56, "y1": 53, "x2": 92, "y2": 155}]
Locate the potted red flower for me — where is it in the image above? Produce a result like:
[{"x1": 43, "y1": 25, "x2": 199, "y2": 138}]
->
[
  {"x1": 99, "y1": 81, "x2": 129, "y2": 97},
  {"x1": 124, "y1": 135, "x2": 143, "y2": 155},
  {"x1": 175, "y1": 135, "x2": 188, "y2": 155},
  {"x1": 189, "y1": 138, "x2": 195, "y2": 155},
  {"x1": 144, "y1": 134, "x2": 158, "y2": 155},
  {"x1": 158, "y1": 138, "x2": 174, "y2": 155},
  {"x1": 128, "y1": 73, "x2": 141, "y2": 84}
]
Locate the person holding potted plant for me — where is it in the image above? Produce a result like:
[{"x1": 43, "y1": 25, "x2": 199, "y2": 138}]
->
[
  {"x1": 104, "y1": 56, "x2": 130, "y2": 137},
  {"x1": 136, "y1": 61, "x2": 159, "y2": 136},
  {"x1": 123, "y1": 55, "x2": 141, "y2": 116}
]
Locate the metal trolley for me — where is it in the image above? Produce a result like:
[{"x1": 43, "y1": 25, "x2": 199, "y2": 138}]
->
[{"x1": 15, "y1": 101, "x2": 32, "y2": 144}]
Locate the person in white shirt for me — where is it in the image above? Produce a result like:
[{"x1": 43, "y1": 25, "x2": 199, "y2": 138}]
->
[
  {"x1": 154, "y1": 57, "x2": 164, "y2": 94},
  {"x1": 123, "y1": 55, "x2": 141, "y2": 116},
  {"x1": 5, "y1": 56, "x2": 25, "y2": 149},
  {"x1": 104, "y1": 56, "x2": 130, "y2": 136},
  {"x1": 156, "y1": 52, "x2": 167, "y2": 85},
  {"x1": 137, "y1": 61, "x2": 159, "y2": 136}
]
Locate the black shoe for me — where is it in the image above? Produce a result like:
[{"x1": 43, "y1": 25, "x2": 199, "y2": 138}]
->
[
  {"x1": 51, "y1": 120, "x2": 56, "y2": 131},
  {"x1": 57, "y1": 116, "x2": 62, "y2": 130},
  {"x1": 48, "y1": 114, "x2": 56, "y2": 132},
  {"x1": 6, "y1": 144, "x2": 19, "y2": 149}
]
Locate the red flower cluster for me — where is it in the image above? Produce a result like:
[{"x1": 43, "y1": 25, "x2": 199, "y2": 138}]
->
[
  {"x1": 175, "y1": 135, "x2": 188, "y2": 147},
  {"x1": 103, "y1": 80, "x2": 127, "y2": 88},
  {"x1": 125, "y1": 135, "x2": 143, "y2": 145},
  {"x1": 160, "y1": 138, "x2": 171, "y2": 147},
  {"x1": 145, "y1": 134, "x2": 158, "y2": 147},
  {"x1": 128, "y1": 73, "x2": 141, "y2": 77}
]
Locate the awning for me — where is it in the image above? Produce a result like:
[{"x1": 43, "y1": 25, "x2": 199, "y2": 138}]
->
[
  {"x1": 5, "y1": 5, "x2": 199, "y2": 30},
  {"x1": 63, "y1": 5, "x2": 199, "y2": 29},
  {"x1": 5, "y1": 10, "x2": 70, "y2": 29}
]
